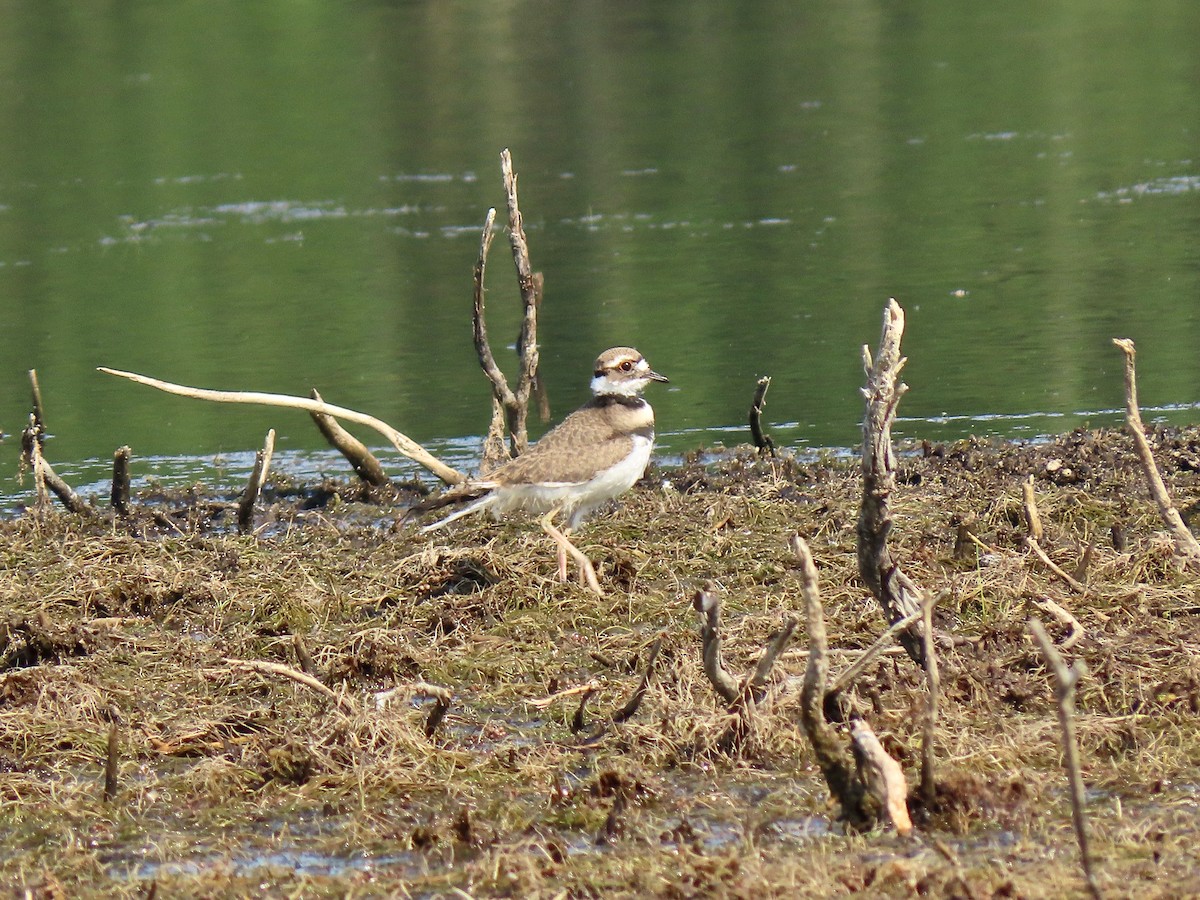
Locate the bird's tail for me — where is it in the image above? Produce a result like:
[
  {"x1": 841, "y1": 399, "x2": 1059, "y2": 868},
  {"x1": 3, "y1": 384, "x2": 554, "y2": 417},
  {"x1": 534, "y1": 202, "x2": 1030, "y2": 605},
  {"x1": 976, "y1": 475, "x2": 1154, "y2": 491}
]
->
[{"x1": 404, "y1": 483, "x2": 497, "y2": 532}]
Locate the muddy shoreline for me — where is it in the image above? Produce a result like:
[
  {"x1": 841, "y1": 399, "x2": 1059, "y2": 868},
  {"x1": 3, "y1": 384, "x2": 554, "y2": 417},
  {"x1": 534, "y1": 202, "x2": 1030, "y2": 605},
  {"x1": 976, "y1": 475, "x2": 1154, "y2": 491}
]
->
[{"x1": 2, "y1": 427, "x2": 1199, "y2": 897}]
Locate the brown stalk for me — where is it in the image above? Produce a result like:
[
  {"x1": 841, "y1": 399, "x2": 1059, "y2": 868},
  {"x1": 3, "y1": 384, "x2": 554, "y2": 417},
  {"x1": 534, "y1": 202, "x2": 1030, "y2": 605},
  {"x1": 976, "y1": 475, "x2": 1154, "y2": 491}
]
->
[
  {"x1": 749, "y1": 375, "x2": 775, "y2": 456},
  {"x1": 111, "y1": 446, "x2": 132, "y2": 516},
  {"x1": 237, "y1": 429, "x2": 275, "y2": 535}
]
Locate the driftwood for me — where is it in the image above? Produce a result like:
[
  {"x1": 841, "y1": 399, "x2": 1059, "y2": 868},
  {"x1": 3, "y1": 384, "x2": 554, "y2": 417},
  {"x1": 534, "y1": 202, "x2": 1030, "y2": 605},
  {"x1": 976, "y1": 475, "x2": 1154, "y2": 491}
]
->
[
  {"x1": 919, "y1": 590, "x2": 940, "y2": 812},
  {"x1": 473, "y1": 150, "x2": 544, "y2": 470},
  {"x1": 1112, "y1": 338, "x2": 1200, "y2": 571},
  {"x1": 309, "y1": 389, "x2": 391, "y2": 487},
  {"x1": 858, "y1": 300, "x2": 927, "y2": 664},
  {"x1": 237, "y1": 429, "x2": 275, "y2": 535},
  {"x1": 749, "y1": 375, "x2": 775, "y2": 456},
  {"x1": 21, "y1": 414, "x2": 94, "y2": 517},
  {"x1": 1029, "y1": 619, "x2": 1102, "y2": 900},
  {"x1": 792, "y1": 535, "x2": 910, "y2": 834},
  {"x1": 98, "y1": 367, "x2": 465, "y2": 486}
]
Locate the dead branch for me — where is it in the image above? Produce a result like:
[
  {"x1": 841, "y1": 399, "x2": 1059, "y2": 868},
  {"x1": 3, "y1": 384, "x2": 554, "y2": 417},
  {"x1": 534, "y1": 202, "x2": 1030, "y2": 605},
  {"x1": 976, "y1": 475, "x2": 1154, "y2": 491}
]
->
[
  {"x1": 919, "y1": 590, "x2": 940, "y2": 813},
  {"x1": 1112, "y1": 338, "x2": 1200, "y2": 571},
  {"x1": 577, "y1": 640, "x2": 662, "y2": 742},
  {"x1": 472, "y1": 206, "x2": 513, "y2": 472},
  {"x1": 227, "y1": 657, "x2": 356, "y2": 715},
  {"x1": 309, "y1": 389, "x2": 391, "y2": 487},
  {"x1": 103, "y1": 723, "x2": 120, "y2": 802},
  {"x1": 111, "y1": 446, "x2": 132, "y2": 516},
  {"x1": 826, "y1": 607, "x2": 924, "y2": 701},
  {"x1": 791, "y1": 534, "x2": 873, "y2": 830},
  {"x1": 98, "y1": 367, "x2": 465, "y2": 486},
  {"x1": 28, "y1": 369, "x2": 45, "y2": 446},
  {"x1": 749, "y1": 375, "x2": 775, "y2": 456},
  {"x1": 21, "y1": 414, "x2": 93, "y2": 516},
  {"x1": 858, "y1": 299, "x2": 927, "y2": 664},
  {"x1": 1029, "y1": 619, "x2": 1103, "y2": 900},
  {"x1": 501, "y1": 148, "x2": 542, "y2": 456},
  {"x1": 693, "y1": 586, "x2": 741, "y2": 703},
  {"x1": 292, "y1": 633, "x2": 318, "y2": 677},
  {"x1": 237, "y1": 429, "x2": 275, "y2": 535}
]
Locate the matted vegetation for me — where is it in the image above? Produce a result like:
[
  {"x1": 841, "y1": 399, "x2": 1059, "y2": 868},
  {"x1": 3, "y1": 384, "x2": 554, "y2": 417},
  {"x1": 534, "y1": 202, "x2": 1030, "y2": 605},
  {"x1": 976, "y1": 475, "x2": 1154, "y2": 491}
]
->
[{"x1": 3, "y1": 426, "x2": 1200, "y2": 898}]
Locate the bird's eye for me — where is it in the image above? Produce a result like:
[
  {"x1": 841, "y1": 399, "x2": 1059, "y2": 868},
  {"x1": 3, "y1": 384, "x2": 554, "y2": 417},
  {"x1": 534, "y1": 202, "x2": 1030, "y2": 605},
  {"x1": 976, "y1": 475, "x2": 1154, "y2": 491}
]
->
[{"x1": 620, "y1": 360, "x2": 634, "y2": 372}]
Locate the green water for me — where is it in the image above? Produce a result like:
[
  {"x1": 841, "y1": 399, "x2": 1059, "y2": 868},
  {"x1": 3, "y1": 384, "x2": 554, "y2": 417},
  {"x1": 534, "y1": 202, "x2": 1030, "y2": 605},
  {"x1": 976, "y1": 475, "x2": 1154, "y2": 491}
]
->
[{"x1": 2, "y1": 0, "x2": 1199, "y2": 497}]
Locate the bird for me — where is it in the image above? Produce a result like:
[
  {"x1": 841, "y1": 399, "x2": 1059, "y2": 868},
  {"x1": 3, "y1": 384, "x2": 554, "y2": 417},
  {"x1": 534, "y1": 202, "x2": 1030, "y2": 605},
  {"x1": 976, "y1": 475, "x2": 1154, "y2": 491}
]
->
[{"x1": 414, "y1": 346, "x2": 669, "y2": 594}]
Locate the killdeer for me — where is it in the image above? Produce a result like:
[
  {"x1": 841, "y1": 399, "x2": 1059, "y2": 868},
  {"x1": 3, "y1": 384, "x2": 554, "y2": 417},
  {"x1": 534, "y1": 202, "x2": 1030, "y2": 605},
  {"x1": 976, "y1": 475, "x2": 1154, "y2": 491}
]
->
[{"x1": 416, "y1": 347, "x2": 668, "y2": 594}]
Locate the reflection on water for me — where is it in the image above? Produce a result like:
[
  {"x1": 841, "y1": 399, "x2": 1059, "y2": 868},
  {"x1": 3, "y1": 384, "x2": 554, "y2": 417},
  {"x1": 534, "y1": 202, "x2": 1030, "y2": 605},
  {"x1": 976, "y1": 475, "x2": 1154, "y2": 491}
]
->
[{"x1": 2, "y1": 0, "x2": 1199, "y2": 490}]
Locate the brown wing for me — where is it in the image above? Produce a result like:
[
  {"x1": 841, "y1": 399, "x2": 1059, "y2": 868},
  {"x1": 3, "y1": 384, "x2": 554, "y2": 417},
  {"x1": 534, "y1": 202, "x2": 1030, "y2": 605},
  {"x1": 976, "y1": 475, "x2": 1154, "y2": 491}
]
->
[{"x1": 493, "y1": 399, "x2": 653, "y2": 485}]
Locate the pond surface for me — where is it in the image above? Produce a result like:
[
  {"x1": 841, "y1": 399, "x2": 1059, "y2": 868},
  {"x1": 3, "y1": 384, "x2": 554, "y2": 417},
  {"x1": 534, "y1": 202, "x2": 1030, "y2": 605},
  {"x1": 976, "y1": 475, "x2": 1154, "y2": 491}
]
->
[{"x1": 2, "y1": 0, "x2": 1199, "y2": 500}]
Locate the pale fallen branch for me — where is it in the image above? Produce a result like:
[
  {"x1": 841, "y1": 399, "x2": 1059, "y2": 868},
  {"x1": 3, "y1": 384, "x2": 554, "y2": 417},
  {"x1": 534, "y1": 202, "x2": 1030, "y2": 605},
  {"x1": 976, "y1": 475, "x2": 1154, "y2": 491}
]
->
[
  {"x1": 1112, "y1": 338, "x2": 1200, "y2": 571},
  {"x1": 1023, "y1": 476, "x2": 1087, "y2": 593},
  {"x1": 98, "y1": 366, "x2": 466, "y2": 486},
  {"x1": 1029, "y1": 619, "x2": 1102, "y2": 899},
  {"x1": 227, "y1": 658, "x2": 356, "y2": 715},
  {"x1": 826, "y1": 607, "x2": 924, "y2": 701},
  {"x1": 1029, "y1": 597, "x2": 1085, "y2": 651}
]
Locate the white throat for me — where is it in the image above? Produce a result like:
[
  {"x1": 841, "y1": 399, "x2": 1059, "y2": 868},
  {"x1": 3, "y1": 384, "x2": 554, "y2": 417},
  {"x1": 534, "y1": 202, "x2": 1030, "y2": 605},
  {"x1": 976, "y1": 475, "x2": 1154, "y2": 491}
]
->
[{"x1": 591, "y1": 373, "x2": 649, "y2": 398}]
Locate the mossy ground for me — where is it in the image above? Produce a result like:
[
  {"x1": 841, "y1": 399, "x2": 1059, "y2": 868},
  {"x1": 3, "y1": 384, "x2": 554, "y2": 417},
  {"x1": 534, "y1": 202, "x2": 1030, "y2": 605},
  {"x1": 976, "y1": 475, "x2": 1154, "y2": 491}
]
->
[{"x1": 3, "y1": 427, "x2": 1200, "y2": 898}]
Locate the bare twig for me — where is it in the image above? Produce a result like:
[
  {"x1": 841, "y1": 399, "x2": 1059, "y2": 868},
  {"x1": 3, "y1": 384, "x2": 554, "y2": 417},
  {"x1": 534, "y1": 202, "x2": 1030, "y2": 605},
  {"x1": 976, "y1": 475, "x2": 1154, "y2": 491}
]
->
[
  {"x1": 919, "y1": 591, "x2": 940, "y2": 812},
  {"x1": 1112, "y1": 338, "x2": 1200, "y2": 570},
  {"x1": 292, "y1": 633, "x2": 318, "y2": 677},
  {"x1": 749, "y1": 375, "x2": 775, "y2": 456},
  {"x1": 472, "y1": 206, "x2": 513, "y2": 473},
  {"x1": 97, "y1": 367, "x2": 465, "y2": 486},
  {"x1": 612, "y1": 638, "x2": 662, "y2": 724},
  {"x1": 826, "y1": 607, "x2": 924, "y2": 699},
  {"x1": 237, "y1": 429, "x2": 275, "y2": 535},
  {"x1": 1022, "y1": 476, "x2": 1044, "y2": 541},
  {"x1": 227, "y1": 658, "x2": 356, "y2": 715},
  {"x1": 375, "y1": 682, "x2": 453, "y2": 737},
  {"x1": 1029, "y1": 619, "x2": 1102, "y2": 900},
  {"x1": 858, "y1": 299, "x2": 927, "y2": 664},
  {"x1": 111, "y1": 446, "x2": 132, "y2": 516},
  {"x1": 747, "y1": 618, "x2": 797, "y2": 699},
  {"x1": 309, "y1": 389, "x2": 390, "y2": 487}
]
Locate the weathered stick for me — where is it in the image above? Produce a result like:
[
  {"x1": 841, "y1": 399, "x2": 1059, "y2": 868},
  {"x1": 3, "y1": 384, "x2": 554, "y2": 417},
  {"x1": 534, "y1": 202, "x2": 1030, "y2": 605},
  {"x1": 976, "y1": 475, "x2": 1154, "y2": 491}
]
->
[
  {"x1": 1030, "y1": 597, "x2": 1085, "y2": 651},
  {"x1": 472, "y1": 206, "x2": 513, "y2": 473},
  {"x1": 228, "y1": 657, "x2": 356, "y2": 715},
  {"x1": 28, "y1": 369, "x2": 46, "y2": 446},
  {"x1": 749, "y1": 375, "x2": 775, "y2": 456},
  {"x1": 1112, "y1": 338, "x2": 1200, "y2": 571},
  {"x1": 826, "y1": 607, "x2": 924, "y2": 700},
  {"x1": 858, "y1": 299, "x2": 927, "y2": 664},
  {"x1": 791, "y1": 535, "x2": 872, "y2": 830},
  {"x1": 612, "y1": 638, "x2": 662, "y2": 724},
  {"x1": 103, "y1": 724, "x2": 120, "y2": 802},
  {"x1": 309, "y1": 389, "x2": 391, "y2": 487},
  {"x1": 111, "y1": 446, "x2": 132, "y2": 516},
  {"x1": 1029, "y1": 619, "x2": 1102, "y2": 900},
  {"x1": 98, "y1": 367, "x2": 465, "y2": 486},
  {"x1": 237, "y1": 429, "x2": 275, "y2": 535},
  {"x1": 374, "y1": 681, "x2": 454, "y2": 737},
  {"x1": 693, "y1": 586, "x2": 741, "y2": 703}
]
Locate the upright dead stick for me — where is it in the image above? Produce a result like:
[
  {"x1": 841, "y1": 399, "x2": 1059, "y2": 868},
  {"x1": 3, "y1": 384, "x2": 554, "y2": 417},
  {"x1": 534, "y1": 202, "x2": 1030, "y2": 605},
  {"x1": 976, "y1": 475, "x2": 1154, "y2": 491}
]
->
[
  {"x1": 237, "y1": 429, "x2": 275, "y2": 535},
  {"x1": 472, "y1": 206, "x2": 514, "y2": 472},
  {"x1": 501, "y1": 148, "x2": 541, "y2": 455},
  {"x1": 28, "y1": 369, "x2": 45, "y2": 446},
  {"x1": 1030, "y1": 619, "x2": 1103, "y2": 900},
  {"x1": 858, "y1": 299, "x2": 927, "y2": 664},
  {"x1": 749, "y1": 375, "x2": 775, "y2": 456},
  {"x1": 111, "y1": 446, "x2": 132, "y2": 516},
  {"x1": 98, "y1": 367, "x2": 465, "y2": 485},
  {"x1": 1112, "y1": 338, "x2": 1200, "y2": 570},
  {"x1": 309, "y1": 389, "x2": 391, "y2": 486},
  {"x1": 21, "y1": 414, "x2": 93, "y2": 516}
]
